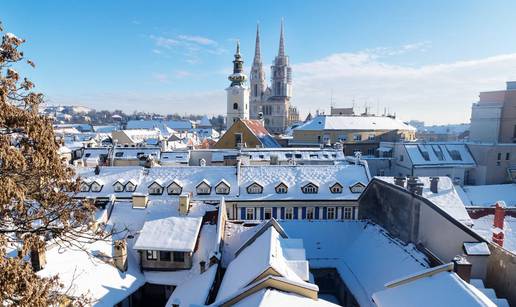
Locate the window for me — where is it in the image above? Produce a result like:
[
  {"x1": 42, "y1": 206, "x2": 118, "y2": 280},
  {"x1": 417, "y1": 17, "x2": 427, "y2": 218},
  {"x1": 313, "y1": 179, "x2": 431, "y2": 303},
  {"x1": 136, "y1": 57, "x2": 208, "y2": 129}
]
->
[
  {"x1": 91, "y1": 183, "x2": 103, "y2": 192},
  {"x1": 246, "y1": 208, "x2": 255, "y2": 220},
  {"x1": 497, "y1": 152, "x2": 502, "y2": 160},
  {"x1": 330, "y1": 183, "x2": 343, "y2": 194},
  {"x1": 344, "y1": 207, "x2": 352, "y2": 219},
  {"x1": 215, "y1": 182, "x2": 230, "y2": 195},
  {"x1": 84, "y1": 153, "x2": 91, "y2": 158},
  {"x1": 264, "y1": 208, "x2": 272, "y2": 219},
  {"x1": 115, "y1": 152, "x2": 124, "y2": 157},
  {"x1": 196, "y1": 182, "x2": 211, "y2": 195},
  {"x1": 367, "y1": 148, "x2": 375, "y2": 156},
  {"x1": 399, "y1": 155, "x2": 404, "y2": 162},
  {"x1": 80, "y1": 183, "x2": 90, "y2": 192},
  {"x1": 254, "y1": 84, "x2": 258, "y2": 97},
  {"x1": 114, "y1": 183, "x2": 124, "y2": 192},
  {"x1": 247, "y1": 183, "x2": 263, "y2": 194},
  {"x1": 235, "y1": 133, "x2": 242, "y2": 145},
  {"x1": 327, "y1": 207, "x2": 336, "y2": 219},
  {"x1": 167, "y1": 182, "x2": 182, "y2": 195},
  {"x1": 160, "y1": 251, "x2": 171, "y2": 261},
  {"x1": 285, "y1": 207, "x2": 294, "y2": 220},
  {"x1": 233, "y1": 103, "x2": 238, "y2": 110},
  {"x1": 301, "y1": 183, "x2": 318, "y2": 194},
  {"x1": 295, "y1": 154, "x2": 302, "y2": 159},
  {"x1": 506, "y1": 153, "x2": 511, "y2": 160},
  {"x1": 275, "y1": 183, "x2": 288, "y2": 194},
  {"x1": 149, "y1": 183, "x2": 163, "y2": 195},
  {"x1": 368, "y1": 134, "x2": 375, "y2": 140},
  {"x1": 306, "y1": 207, "x2": 314, "y2": 219},
  {"x1": 353, "y1": 134, "x2": 362, "y2": 141},
  {"x1": 338, "y1": 134, "x2": 347, "y2": 142},
  {"x1": 173, "y1": 252, "x2": 185, "y2": 262},
  {"x1": 146, "y1": 250, "x2": 158, "y2": 261},
  {"x1": 350, "y1": 182, "x2": 366, "y2": 193},
  {"x1": 126, "y1": 182, "x2": 136, "y2": 192}
]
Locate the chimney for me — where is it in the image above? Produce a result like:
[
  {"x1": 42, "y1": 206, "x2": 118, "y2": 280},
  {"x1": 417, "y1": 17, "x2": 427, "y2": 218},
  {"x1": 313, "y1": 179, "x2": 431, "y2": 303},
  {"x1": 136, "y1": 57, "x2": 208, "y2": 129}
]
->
[
  {"x1": 453, "y1": 255, "x2": 472, "y2": 283},
  {"x1": 492, "y1": 201, "x2": 505, "y2": 247},
  {"x1": 114, "y1": 239, "x2": 128, "y2": 272},
  {"x1": 179, "y1": 193, "x2": 191, "y2": 215},
  {"x1": 413, "y1": 183, "x2": 424, "y2": 196},
  {"x1": 30, "y1": 242, "x2": 47, "y2": 272},
  {"x1": 406, "y1": 177, "x2": 419, "y2": 193},
  {"x1": 394, "y1": 176, "x2": 406, "y2": 188},
  {"x1": 430, "y1": 177, "x2": 439, "y2": 193},
  {"x1": 200, "y1": 260, "x2": 206, "y2": 273}
]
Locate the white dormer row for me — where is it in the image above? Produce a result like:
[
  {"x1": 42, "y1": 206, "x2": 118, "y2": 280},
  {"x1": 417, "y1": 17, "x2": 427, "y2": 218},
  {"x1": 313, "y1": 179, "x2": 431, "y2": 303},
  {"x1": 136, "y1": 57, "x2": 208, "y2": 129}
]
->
[
  {"x1": 80, "y1": 180, "x2": 105, "y2": 193},
  {"x1": 112, "y1": 179, "x2": 138, "y2": 193},
  {"x1": 245, "y1": 181, "x2": 366, "y2": 195},
  {"x1": 146, "y1": 179, "x2": 231, "y2": 196}
]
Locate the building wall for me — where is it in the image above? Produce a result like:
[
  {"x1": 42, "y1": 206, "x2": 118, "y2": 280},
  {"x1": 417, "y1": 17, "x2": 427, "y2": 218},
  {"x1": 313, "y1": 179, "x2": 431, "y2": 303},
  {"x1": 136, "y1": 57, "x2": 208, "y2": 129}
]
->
[
  {"x1": 226, "y1": 200, "x2": 358, "y2": 221},
  {"x1": 499, "y1": 91, "x2": 516, "y2": 143},
  {"x1": 467, "y1": 143, "x2": 516, "y2": 184},
  {"x1": 486, "y1": 245, "x2": 516, "y2": 305},
  {"x1": 469, "y1": 104, "x2": 502, "y2": 143},
  {"x1": 292, "y1": 129, "x2": 415, "y2": 146},
  {"x1": 226, "y1": 86, "x2": 250, "y2": 129}
]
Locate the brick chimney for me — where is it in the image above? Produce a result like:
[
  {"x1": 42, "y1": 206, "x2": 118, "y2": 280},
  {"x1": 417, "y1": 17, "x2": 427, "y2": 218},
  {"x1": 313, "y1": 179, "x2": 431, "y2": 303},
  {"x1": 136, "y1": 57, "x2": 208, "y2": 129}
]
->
[
  {"x1": 430, "y1": 177, "x2": 439, "y2": 193},
  {"x1": 30, "y1": 242, "x2": 47, "y2": 272},
  {"x1": 453, "y1": 255, "x2": 472, "y2": 283},
  {"x1": 114, "y1": 239, "x2": 128, "y2": 272},
  {"x1": 492, "y1": 201, "x2": 505, "y2": 247},
  {"x1": 394, "y1": 176, "x2": 406, "y2": 188}
]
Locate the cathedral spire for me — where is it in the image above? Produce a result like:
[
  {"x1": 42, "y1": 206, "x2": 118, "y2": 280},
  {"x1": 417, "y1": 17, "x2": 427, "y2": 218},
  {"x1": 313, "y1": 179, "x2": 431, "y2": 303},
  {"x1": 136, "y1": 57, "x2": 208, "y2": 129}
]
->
[
  {"x1": 278, "y1": 18, "x2": 285, "y2": 57},
  {"x1": 253, "y1": 23, "x2": 262, "y2": 64}
]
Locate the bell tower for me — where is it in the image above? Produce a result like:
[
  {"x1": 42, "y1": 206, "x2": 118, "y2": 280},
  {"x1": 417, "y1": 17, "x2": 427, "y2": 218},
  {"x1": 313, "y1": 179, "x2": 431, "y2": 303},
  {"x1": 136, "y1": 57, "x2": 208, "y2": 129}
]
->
[{"x1": 226, "y1": 41, "x2": 250, "y2": 128}]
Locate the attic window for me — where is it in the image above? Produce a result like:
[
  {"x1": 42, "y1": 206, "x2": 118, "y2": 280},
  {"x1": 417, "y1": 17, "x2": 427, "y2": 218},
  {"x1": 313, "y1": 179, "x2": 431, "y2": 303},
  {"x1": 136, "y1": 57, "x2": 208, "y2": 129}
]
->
[
  {"x1": 115, "y1": 152, "x2": 124, "y2": 158},
  {"x1": 167, "y1": 182, "x2": 183, "y2": 195},
  {"x1": 295, "y1": 154, "x2": 302, "y2": 159},
  {"x1": 448, "y1": 149, "x2": 462, "y2": 161},
  {"x1": 84, "y1": 153, "x2": 91, "y2": 158},
  {"x1": 349, "y1": 182, "x2": 366, "y2": 193},
  {"x1": 301, "y1": 182, "x2": 318, "y2": 194},
  {"x1": 215, "y1": 181, "x2": 231, "y2": 195},
  {"x1": 247, "y1": 182, "x2": 263, "y2": 194},
  {"x1": 126, "y1": 182, "x2": 137, "y2": 192},
  {"x1": 196, "y1": 181, "x2": 211, "y2": 195},
  {"x1": 330, "y1": 183, "x2": 343, "y2": 194},
  {"x1": 285, "y1": 153, "x2": 292, "y2": 158},
  {"x1": 275, "y1": 183, "x2": 288, "y2": 194},
  {"x1": 148, "y1": 182, "x2": 164, "y2": 195},
  {"x1": 91, "y1": 182, "x2": 103, "y2": 192},
  {"x1": 114, "y1": 182, "x2": 124, "y2": 192}
]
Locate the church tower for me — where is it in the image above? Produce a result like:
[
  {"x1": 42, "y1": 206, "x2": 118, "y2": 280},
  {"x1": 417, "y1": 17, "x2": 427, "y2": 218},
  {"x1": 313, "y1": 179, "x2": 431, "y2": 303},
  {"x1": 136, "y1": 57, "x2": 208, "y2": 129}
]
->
[
  {"x1": 249, "y1": 24, "x2": 267, "y2": 120},
  {"x1": 226, "y1": 41, "x2": 250, "y2": 128},
  {"x1": 271, "y1": 20, "x2": 292, "y2": 99}
]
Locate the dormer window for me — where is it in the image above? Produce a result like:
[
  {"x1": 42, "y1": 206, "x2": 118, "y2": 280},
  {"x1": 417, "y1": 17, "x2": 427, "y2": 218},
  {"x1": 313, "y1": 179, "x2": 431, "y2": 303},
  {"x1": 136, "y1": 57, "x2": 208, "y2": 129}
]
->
[
  {"x1": 330, "y1": 183, "x2": 343, "y2": 194},
  {"x1": 148, "y1": 181, "x2": 164, "y2": 195},
  {"x1": 113, "y1": 180, "x2": 125, "y2": 193},
  {"x1": 301, "y1": 182, "x2": 318, "y2": 194},
  {"x1": 215, "y1": 180, "x2": 231, "y2": 195},
  {"x1": 349, "y1": 182, "x2": 366, "y2": 194},
  {"x1": 275, "y1": 183, "x2": 288, "y2": 194},
  {"x1": 167, "y1": 181, "x2": 183, "y2": 195},
  {"x1": 196, "y1": 180, "x2": 211, "y2": 195},
  {"x1": 125, "y1": 180, "x2": 137, "y2": 192},
  {"x1": 80, "y1": 182, "x2": 91, "y2": 192},
  {"x1": 90, "y1": 181, "x2": 104, "y2": 193},
  {"x1": 247, "y1": 182, "x2": 263, "y2": 194}
]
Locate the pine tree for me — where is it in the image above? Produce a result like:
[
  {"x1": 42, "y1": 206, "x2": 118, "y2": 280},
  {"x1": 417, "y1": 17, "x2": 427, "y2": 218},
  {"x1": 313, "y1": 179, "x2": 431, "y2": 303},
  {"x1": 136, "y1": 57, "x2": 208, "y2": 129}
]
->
[{"x1": 0, "y1": 21, "x2": 97, "y2": 306}]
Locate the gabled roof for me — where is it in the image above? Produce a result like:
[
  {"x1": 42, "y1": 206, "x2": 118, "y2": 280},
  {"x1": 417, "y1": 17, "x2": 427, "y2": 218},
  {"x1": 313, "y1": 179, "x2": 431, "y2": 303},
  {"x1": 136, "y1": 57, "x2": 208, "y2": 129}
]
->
[
  {"x1": 216, "y1": 179, "x2": 231, "y2": 187},
  {"x1": 196, "y1": 179, "x2": 211, "y2": 187},
  {"x1": 240, "y1": 120, "x2": 281, "y2": 148},
  {"x1": 148, "y1": 178, "x2": 165, "y2": 188},
  {"x1": 235, "y1": 219, "x2": 288, "y2": 257}
]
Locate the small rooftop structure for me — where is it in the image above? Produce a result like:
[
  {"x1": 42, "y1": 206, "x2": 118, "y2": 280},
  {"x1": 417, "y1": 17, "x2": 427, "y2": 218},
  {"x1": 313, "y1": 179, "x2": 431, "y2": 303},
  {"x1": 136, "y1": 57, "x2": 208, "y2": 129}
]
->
[{"x1": 134, "y1": 216, "x2": 203, "y2": 252}]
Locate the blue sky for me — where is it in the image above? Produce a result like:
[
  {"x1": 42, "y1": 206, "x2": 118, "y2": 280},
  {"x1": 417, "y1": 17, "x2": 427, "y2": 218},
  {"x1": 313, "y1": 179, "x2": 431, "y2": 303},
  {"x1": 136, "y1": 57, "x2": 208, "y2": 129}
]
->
[{"x1": 3, "y1": 0, "x2": 516, "y2": 124}]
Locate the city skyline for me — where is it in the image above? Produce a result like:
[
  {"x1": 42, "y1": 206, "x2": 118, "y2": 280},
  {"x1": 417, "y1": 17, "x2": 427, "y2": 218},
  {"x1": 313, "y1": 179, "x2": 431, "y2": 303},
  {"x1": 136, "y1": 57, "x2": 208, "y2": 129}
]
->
[{"x1": 4, "y1": 0, "x2": 516, "y2": 124}]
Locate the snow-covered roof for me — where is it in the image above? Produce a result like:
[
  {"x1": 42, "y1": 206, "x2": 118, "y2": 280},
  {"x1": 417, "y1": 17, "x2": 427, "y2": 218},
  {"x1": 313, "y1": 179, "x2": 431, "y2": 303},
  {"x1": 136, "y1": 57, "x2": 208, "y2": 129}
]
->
[
  {"x1": 126, "y1": 120, "x2": 177, "y2": 136},
  {"x1": 237, "y1": 164, "x2": 369, "y2": 201},
  {"x1": 294, "y1": 115, "x2": 416, "y2": 131},
  {"x1": 216, "y1": 225, "x2": 310, "y2": 302},
  {"x1": 165, "y1": 264, "x2": 218, "y2": 307},
  {"x1": 112, "y1": 147, "x2": 161, "y2": 160},
  {"x1": 280, "y1": 220, "x2": 429, "y2": 307},
  {"x1": 376, "y1": 176, "x2": 472, "y2": 225},
  {"x1": 240, "y1": 119, "x2": 281, "y2": 148},
  {"x1": 457, "y1": 184, "x2": 516, "y2": 207},
  {"x1": 241, "y1": 148, "x2": 345, "y2": 162},
  {"x1": 372, "y1": 270, "x2": 496, "y2": 307},
  {"x1": 472, "y1": 214, "x2": 516, "y2": 254},
  {"x1": 75, "y1": 166, "x2": 238, "y2": 200},
  {"x1": 232, "y1": 288, "x2": 339, "y2": 306},
  {"x1": 134, "y1": 216, "x2": 202, "y2": 252},
  {"x1": 403, "y1": 143, "x2": 476, "y2": 167}
]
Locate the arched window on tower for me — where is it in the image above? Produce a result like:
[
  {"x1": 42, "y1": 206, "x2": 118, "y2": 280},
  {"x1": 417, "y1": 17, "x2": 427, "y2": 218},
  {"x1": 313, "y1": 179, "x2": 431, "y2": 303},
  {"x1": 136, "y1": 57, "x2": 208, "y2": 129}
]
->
[
  {"x1": 254, "y1": 84, "x2": 258, "y2": 97},
  {"x1": 233, "y1": 103, "x2": 238, "y2": 110}
]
